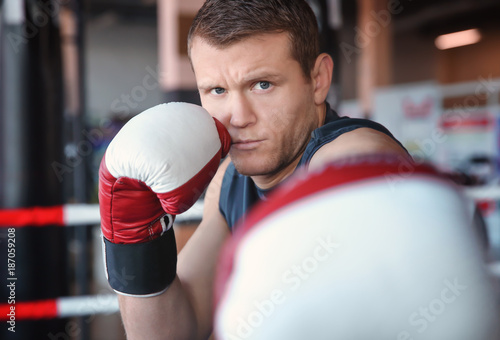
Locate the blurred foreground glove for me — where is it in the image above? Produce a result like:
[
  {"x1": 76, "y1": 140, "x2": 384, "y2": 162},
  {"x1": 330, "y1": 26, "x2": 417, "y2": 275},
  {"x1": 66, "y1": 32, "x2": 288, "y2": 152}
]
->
[
  {"x1": 214, "y1": 154, "x2": 499, "y2": 340},
  {"x1": 99, "y1": 102, "x2": 230, "y2": 297}
]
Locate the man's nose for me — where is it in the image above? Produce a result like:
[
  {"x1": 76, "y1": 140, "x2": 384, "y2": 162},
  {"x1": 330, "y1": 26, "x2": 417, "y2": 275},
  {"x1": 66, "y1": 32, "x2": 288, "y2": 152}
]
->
[{"x1": 227, "y1": 93, "x2": 256, "y2": 129}]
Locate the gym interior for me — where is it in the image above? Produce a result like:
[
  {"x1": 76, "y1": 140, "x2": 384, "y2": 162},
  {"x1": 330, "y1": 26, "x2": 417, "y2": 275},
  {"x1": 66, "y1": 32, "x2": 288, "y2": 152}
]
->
[{"x1": 1, "y1": 0, "x2": 500, "y2": 339}]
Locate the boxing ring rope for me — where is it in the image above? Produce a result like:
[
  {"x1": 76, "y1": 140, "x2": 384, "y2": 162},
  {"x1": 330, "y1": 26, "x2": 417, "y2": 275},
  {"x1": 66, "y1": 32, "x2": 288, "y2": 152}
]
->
[
  {"x1": 2, "y1": 266, "x2": 498, "y2": 321},
  {"x1": 0, "y1": 201, "x2": 204, "y2": 320},
  {"x1": 0, "y1": 187, "x2": 499, "y2": 228},
  {"x1": 0, "y1": 200, "x2": 205, "y2": 227},
  {"x1": 0, "y1": 295, "x2": 119, "y2": 321},
  {"x1": 0, "y1": 190, "x2": 499, "y2": 321},
  {"x1": 1, "y1": 183, "x2": 499, "y2": 228},
  {"x1": 0, "y1": 204, "x2": 101, "y2": 227}
]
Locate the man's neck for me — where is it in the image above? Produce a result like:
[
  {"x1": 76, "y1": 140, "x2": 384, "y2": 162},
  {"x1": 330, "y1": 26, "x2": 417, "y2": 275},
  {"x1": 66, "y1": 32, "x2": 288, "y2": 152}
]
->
[{"x1": 251, "y1": 155, "x2": 303, "y2": 190}]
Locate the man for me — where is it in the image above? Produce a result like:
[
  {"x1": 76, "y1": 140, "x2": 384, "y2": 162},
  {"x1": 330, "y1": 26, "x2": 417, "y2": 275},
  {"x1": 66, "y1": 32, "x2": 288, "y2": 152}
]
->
[{"x1": 99, "y1": 1, "x2": 409, "y2": 339}]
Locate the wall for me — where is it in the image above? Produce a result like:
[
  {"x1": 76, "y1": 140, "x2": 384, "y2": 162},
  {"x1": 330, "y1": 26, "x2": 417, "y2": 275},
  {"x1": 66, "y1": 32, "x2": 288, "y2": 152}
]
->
[
  {"x1": 437, "y1": 28, "x2": 500, "y2": 84},
  {"x1": 85, "y1": 12, "x2": 161, "y2": 122}
]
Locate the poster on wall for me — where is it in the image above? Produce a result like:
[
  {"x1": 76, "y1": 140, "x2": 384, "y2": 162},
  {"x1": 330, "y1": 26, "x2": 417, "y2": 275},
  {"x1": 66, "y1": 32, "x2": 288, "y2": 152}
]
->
[
  {"x1": 373, "y1": 82, "x2": 441, "y2": 164},
  {"x1": 435, "y1": 107, "x2": 498, "y2": 175}
]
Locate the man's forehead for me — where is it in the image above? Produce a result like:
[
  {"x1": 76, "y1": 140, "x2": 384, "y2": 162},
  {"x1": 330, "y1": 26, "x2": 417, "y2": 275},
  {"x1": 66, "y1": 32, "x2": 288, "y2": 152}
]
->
[{"x1": 190, "y1": 32, "x2": 293, "y2": 60}]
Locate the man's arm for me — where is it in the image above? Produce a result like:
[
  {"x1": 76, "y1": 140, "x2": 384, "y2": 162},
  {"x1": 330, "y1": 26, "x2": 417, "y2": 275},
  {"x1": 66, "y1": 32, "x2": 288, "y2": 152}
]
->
[
  {"x1": 308, "y1": 127, "x2": 410, "y2": 170},
  {"x1": 118, "y1": 158, "x2": 231, "y2": 340}
]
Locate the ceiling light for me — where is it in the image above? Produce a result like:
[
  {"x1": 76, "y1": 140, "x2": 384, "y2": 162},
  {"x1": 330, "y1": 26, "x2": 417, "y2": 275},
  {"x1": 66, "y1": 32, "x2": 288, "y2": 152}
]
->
[{"x1": 435, "y1": 28, "x2": 481, "y2": 50}]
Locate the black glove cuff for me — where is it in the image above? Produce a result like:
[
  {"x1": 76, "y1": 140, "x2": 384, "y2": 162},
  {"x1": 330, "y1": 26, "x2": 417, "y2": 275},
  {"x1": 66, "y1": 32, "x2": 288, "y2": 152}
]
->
[{"x1": 103, "y1": 226, "x2": 177, "y2": 297}]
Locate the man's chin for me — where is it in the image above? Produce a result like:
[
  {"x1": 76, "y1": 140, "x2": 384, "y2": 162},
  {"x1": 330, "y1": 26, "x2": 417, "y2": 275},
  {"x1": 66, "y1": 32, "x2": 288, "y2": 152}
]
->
[
  {"x1": 232, "y1": 162, "x2": 265, "y2": 177},
  {"x1": 230, "y1": 152, "x2": 270, "y2": 177}
]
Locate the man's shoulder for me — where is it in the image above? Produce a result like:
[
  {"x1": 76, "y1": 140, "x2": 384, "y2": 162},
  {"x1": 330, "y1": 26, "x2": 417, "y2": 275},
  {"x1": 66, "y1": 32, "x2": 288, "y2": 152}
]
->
[{"x1": 308, "y1": 127, "x2": 410, "y2": 170}]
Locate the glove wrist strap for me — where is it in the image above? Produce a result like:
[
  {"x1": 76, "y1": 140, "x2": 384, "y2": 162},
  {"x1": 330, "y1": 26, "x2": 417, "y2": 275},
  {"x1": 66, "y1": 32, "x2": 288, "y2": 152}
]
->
[{"x1": 103, "y1": 220, "x2": 177, "y2": 297}]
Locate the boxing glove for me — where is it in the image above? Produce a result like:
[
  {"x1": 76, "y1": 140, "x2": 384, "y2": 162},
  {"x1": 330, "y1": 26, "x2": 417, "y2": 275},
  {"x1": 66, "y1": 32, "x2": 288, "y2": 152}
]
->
[
  {"x1": 214, "y1": 155, "x2": 499, "y2": 340},
  {"x1": 99, "y1": 102, "x2": 230, "y2": 297}
]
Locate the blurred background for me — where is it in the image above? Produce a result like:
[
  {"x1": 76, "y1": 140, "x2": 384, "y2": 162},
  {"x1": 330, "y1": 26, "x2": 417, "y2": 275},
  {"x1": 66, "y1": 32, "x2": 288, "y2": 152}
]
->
[{"x1": 0, "y1": 0, "x2": 499, "y2": 339}]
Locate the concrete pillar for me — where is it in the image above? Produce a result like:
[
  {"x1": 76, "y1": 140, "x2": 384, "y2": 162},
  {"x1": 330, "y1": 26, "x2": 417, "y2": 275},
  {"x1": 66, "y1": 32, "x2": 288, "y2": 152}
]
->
[{"x1": 356, "y1": 0, "x2": 393, "y2": 116}]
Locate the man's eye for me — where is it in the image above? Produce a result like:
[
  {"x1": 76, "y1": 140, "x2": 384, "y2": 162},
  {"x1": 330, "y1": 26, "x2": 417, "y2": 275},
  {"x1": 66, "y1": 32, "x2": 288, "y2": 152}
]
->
[
  {"x1": 254, "y1": 81, "x2": 271, "y2": 90},
  {"x1": 211, "y1": 87, "x2": 226, "y2": 95}
]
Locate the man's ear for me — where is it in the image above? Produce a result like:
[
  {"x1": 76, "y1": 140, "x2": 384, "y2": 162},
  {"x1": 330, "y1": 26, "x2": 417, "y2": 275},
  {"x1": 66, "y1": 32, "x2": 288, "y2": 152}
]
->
[{"x1": 311, "y1": 53, "x2": 334, "y2": 105}]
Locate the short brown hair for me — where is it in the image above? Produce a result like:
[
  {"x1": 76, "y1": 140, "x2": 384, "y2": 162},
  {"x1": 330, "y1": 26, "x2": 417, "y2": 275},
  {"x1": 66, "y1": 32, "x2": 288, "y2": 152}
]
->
[{"x1": 188, "y1": 0, "x2": 320, "y2": 79}]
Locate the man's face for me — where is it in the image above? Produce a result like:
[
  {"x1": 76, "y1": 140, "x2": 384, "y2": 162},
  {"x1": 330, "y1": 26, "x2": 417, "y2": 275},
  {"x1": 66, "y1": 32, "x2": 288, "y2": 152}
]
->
[{"x1": 191, "y1": 33, "x2": 319, "y2": 177}]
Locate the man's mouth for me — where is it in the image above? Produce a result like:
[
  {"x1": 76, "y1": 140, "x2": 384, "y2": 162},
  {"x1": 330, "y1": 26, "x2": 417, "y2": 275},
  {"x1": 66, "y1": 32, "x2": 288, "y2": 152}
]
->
[{"x1": 231, "y1": 139, "x2": 264, "y2": 150}]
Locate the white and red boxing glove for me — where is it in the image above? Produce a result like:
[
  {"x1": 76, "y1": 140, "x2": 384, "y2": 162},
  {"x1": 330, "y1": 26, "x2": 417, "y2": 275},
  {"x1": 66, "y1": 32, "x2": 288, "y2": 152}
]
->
[
  {"x1": 99, "y1": 102, "x2": 230, "y2": 297},
  {"x1": 214, "y1": 155, "x2": 499, "y2": 340}
]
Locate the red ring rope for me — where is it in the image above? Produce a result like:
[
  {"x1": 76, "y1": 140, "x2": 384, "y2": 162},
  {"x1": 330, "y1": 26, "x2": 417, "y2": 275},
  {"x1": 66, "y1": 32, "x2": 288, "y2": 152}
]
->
[
  {"x1": 0, "y1": 206, "x2": 64, "y2": 227},
  {"x1": 0, "y1": 295, "x2": 119, "y2": 320}
]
